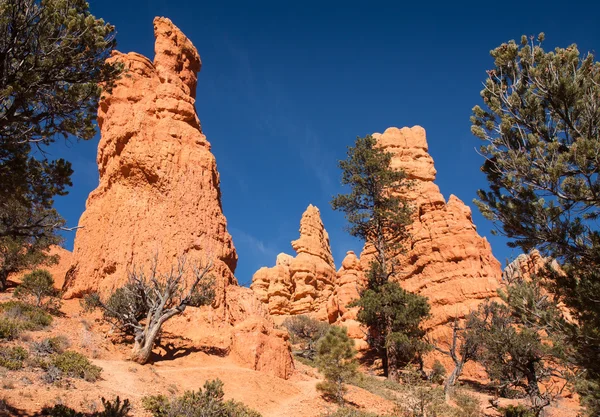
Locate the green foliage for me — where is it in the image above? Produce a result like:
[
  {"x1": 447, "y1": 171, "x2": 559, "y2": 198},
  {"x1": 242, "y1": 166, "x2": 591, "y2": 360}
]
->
[
  {"x1": 498, "y1": 404, "x2": 537, "y2": 417},
  {"x1": 0, "y1": 0, "x2": 122, "y2": 289},
  {"x1": 0, "y1": 345, "x2": 28, "y2": 370},
  {"x1": 315, "y1": 326, "x2": 358, "y2": 405},
  {"x1": 282, "y1": 315, "x2": 330, "y2": 360},
  {"x1": 98, "y1": 397, "x2": 131, "y2": 417},
  {"x1": 429, "y1": 360, "x2": 446, "y2": 385},
  {"x1": 471, "y1": 34, "x2": 600, "y2": 415},
  {"x1": 31, "y1": 335, "x2": 70, "y2": 356},
  {"x1": 49, "y1": 351, "x2": 102, "y2": 382},
  {"x1": 87, "y1": 257, "x2": 215, "y2": 364},
  {"x1": 468, "y1": 296, "x2": 567, "y2": 414},
  {"x1": 142, "y1": 378, "x2": 262, "y2": 417},
  {"x1": 354, "y1": 281, "x2": 430, "y2": 374},
  {"x1": 14, "y1": 269, "x2": 61, "y2": 310},
  {"x1": 0, "y1": 317, "x2": 21, "y2": 340},
  {"x1": 40, "y1": 397, "x2": 131, "y2": 417},
  {"x1": 0, "y1": 300, "x2": 52, "y2": 334},
  {"x1": 331, "y1": 135, "x2": 428, "y2": 380},
  {"x1": 330, "y1": 135, "x2": 412, "y2": 252}
]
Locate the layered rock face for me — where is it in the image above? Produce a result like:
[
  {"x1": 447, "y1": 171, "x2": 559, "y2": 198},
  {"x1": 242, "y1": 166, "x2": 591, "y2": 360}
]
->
[
  {"x1": 60, "y1": 17, "x2": 293, "y2": 379},
  {"x1": 363, "y1": 126, "x2": 502, "y2": 338},
  {"x1": 63, "y1": 17, "x2": 237, "y2": 302},
  {"x1": 251, "y1": 205, "x2": 337, "y2": 320}
]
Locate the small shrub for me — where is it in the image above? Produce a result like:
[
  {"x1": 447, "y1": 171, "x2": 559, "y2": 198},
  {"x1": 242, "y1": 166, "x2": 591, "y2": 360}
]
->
[
  {"x1": 40, "y1": 397, "x2": 130, "y2": 417},
  {"x1": 453, "y1": 391, "x2": 482, "y2": 417},
  {"x1": 316, "y1": 326, "x2": 358, "y2": 406},
  {"x1": 321, "y1": 408, "x2": 384, "y2": 417},
  {"x1": 0, "y1": 301, "x2": 52, "y2": 330},
  {"x1": 0, "y1": 318, "x2": 22, "y2": 340},
  {"x1": 13, "y1": 269, "x2": 62, "y2": 311},
  {"x1": 98, "y1": 397, "x2": 131, "y2": 417},
  {"x1": 429, "y1": 360, "x2": 446, "y2": 385},
  {"x1": 50, "y1": 351, "x2": 102, "y2": 382},
  {"x1": 142, "y1": 378, "x2": 262, "y2": 417},
  {"x1": 0, "y1": 346, "x2": 28, "y2": 370},
  {"x1": 498, "y1": 404, "x2": 537, "y2": 417},
  {"x1": 32, "y1": 336, "x2": 70, "y2": 356},
  {"x1": 283, "y1": 315, "x2": 330, "y2": 359},
  {"x1": 42, "y1": 365, "x2": 63, "y2": 384},
  {"x1": 40, "y1": 404, "x2": 83, "y2": 417}
]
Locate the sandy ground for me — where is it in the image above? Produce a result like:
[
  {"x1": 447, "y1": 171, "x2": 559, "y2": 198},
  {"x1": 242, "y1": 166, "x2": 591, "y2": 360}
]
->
[
  {"x1": 0, "y1": 297, "x2": 397, "y2": 416},
  {"x1": 0, "y1": 295, "x2": 581, "y2": 417}
]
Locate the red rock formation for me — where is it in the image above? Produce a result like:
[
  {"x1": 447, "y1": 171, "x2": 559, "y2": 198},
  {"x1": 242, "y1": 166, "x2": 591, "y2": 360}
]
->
[
  {"x1": 59, "y1": 17, "x2": 293, "y2": 379},
  {"x1": 251, "y1": 205, "x2": 337, "y2": 320},
  {"x1": 362, "y1": 126, "x2": 502, "y2": 339},
  {"x1": 63, "y1": 17, "x2": 237, "y2": 302},
  {"x1": 502, "y1": 249, "x2": 561, "y2": 282},
  {"x1": 327, "y1": 251, "x2": 368, "y2": 349}
]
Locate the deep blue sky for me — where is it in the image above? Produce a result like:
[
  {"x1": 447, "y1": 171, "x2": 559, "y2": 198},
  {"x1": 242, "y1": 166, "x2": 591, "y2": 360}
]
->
[{"x1": 52, "y1": 0, "x2": 600, "y2": 286}]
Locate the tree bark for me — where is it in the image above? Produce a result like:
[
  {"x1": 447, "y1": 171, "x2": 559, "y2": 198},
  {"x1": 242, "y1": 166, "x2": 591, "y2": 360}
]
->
[
  {"x1": 0, "y1": 271, "x2": 7, "y2": 291},
  {"x1": 444, "y1": 362, "x2": 463, "y2": 401},
  {"x1": 387, "y1": 344, "x2": 399, "y2": 381},
  {"x1": 130, "y1": 324, "x2": 162, "y2": 364}
]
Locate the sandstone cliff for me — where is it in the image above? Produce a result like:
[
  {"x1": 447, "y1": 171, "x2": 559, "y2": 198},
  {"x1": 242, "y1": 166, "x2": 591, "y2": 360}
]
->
[
  {"x1": 63, "y1": 17, "x2": 237, "y2": 302},
  {"x1": 251, "y1": 205, "x2": 337, "y2": 320}
]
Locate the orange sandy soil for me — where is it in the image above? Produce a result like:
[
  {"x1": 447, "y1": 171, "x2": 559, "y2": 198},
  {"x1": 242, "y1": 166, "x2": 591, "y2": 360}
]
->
[
  {"x1": 0, "y1": 296, "x2": 396, "y2": 417},
  {"x1": 0, "y1": 293, "x2": 582, "y2": 417}
]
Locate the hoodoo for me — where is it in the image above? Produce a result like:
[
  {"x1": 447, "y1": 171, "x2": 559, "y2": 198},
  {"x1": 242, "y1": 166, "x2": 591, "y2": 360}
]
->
[
  {"x1": 63, "y1": 17, "x2": 237, "y2": 301},
  {"x1": 60, "y1": 17, "x2": 292, "y2": 379},
  {"x1": 251, "y1": 205, "x2": 337, "y2": 320}
]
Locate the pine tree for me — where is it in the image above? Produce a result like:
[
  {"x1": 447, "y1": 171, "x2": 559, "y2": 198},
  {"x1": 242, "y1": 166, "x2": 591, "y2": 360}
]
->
[
  {"x1": 316, "y1": 326, "x2": 358, "y2": 406},
  {"x1": 331, "y1": 135, "x2": 430, "y2": 381},
  {"x1": 471, "y1": 33, "x2": 600, "y2": 415},
  {"x1": 0, "y1": 0, "x2": 122, "y2": 289}
]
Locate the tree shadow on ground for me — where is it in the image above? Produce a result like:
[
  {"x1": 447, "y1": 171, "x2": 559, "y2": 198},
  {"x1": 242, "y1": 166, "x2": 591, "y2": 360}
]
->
[
  {"x1": 357, "y1": 348, "x2": 385, "y2": 377},
  {"x1": 150, "y1": 334, "x2": 229, "y2": 363},
  {"x1": 0, "y1": 400, "x2": 30, "y2": 417}
]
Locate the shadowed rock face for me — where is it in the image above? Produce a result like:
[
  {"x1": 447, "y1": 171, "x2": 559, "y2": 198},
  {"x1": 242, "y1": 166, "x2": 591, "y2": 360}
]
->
[
  {"x1": 251, "y1": 205, "x2": 337, "y2": 320},
  {"x1": 63, "y1": 17, "x2": 237, "y2": 302}
]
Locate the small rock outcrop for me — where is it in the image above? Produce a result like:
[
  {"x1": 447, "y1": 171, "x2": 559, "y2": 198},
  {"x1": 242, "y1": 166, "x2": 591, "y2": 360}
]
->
[
  {"x1": 361, "y1": 126, "x2": 503, "y2": 338},
  {"x1": 502, "y1": 249, "x2": 561, "y2": 282},
  {"x1": 63, "y1": 17, "x2": 237, "y2": 302},
  {"x1": 251, "y1": 205, "x2": 337, "y2": 320}
]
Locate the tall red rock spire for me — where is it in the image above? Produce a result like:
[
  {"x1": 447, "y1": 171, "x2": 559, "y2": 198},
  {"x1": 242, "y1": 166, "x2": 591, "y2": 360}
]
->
[{"x1": 64, "y1": 17, "x2": 237, "y2": 301}]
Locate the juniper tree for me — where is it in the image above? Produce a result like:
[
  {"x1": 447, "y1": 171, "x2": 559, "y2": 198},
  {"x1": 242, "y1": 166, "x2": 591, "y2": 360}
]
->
[
  {"x1": 14, "y1": 269, "x2": 61, "y2": 310},
  {"x1": 472, "y1": 33, "x2": 600, "y2": 414},
  {"x1": 331, "y1": 135, "x2": 430, "y2": 380},
  {"x1": 86, "y1": 256, "x2": 215, "y2": 364},
  {"x1": 0, "y1": 0, "x2": 122, "y2": 288},
  {"x1": 432, "y1": 314, "x2": 481, "y2": 399}
]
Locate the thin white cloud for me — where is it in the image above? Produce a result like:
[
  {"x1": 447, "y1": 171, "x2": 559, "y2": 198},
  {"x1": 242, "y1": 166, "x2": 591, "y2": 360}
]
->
[{"x1": 230, "y1": 227, "x2": 277, "y2": 259}]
